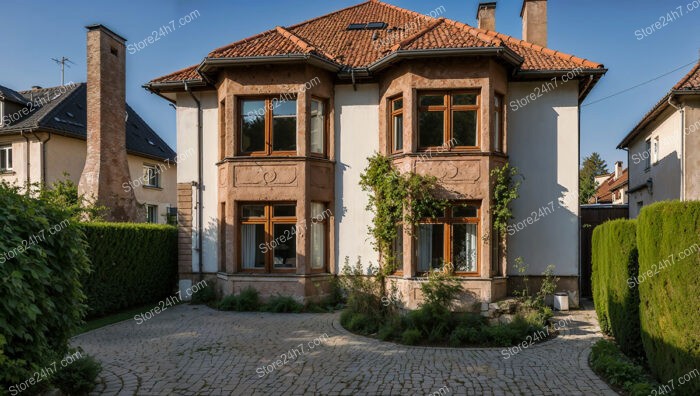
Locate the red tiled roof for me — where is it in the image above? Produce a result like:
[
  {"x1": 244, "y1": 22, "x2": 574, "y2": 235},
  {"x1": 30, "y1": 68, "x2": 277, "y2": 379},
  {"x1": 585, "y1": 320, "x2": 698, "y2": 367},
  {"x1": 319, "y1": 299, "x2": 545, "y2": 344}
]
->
[
  {"x1": 618, "y1": 59, "x2": 700, "y2": 148},
  {"x1": 588, "y1": 169, "x2": 628, "y2": 204},
  {"x1": 150, "y1": 0, "x2": 603, "y2": 84}
]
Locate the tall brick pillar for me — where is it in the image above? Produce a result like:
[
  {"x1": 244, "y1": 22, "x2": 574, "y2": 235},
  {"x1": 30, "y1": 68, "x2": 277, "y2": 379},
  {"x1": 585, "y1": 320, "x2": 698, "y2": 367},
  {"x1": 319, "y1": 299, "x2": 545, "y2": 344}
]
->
[{"x1": 78, "y1": 25, "x2": 141, "y2": 222}]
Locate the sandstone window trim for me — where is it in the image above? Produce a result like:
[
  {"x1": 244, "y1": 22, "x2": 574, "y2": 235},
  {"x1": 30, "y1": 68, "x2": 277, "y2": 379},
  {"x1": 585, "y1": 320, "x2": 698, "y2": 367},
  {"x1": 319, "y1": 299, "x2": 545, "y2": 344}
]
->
[
  {"x1": 418, "y1": 91, "x2": 480, "y2": 151},
  {"x1": 416, "y1": 202, "x2": 480, "y2": 276}
]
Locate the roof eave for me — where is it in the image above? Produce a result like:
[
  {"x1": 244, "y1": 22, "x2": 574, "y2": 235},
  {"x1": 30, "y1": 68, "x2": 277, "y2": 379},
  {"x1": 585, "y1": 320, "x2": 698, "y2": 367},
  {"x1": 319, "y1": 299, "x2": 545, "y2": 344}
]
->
[
  {"x1": 366, "y1": 47, "x2": 524, "y2": 74},
  {"x1": 617, "y1": 89, "x2": 699, "y2": 149}
]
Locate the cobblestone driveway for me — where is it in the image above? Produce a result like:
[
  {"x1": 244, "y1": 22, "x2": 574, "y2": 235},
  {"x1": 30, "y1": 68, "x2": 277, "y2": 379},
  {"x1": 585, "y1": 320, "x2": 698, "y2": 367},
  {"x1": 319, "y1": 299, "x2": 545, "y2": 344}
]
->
[{"x1": 73, "y1": 302, "x2": 615, "y2": 396}]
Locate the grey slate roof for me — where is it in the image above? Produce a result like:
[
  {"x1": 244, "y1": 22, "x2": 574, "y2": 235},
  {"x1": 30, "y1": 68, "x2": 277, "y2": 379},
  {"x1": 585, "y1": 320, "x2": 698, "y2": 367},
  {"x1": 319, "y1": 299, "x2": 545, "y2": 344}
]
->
[
  {"x1": 0, "y1": 83, "x2": 175, "y2": 161},
  {"x1": 0, "y1": 85, "x2": 28, "y2": 105}
]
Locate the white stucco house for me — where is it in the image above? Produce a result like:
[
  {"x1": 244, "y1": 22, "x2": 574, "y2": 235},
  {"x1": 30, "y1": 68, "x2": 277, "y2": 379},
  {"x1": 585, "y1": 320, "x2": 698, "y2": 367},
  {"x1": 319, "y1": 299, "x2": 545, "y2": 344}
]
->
[{"x1": 618, "y1": 59, "x2": 700, "y2": 218}]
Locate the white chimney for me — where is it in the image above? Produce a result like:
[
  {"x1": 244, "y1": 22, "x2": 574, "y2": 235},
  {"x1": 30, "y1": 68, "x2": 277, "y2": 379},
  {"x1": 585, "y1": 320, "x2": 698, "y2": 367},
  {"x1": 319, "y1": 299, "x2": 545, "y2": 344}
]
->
[
  {"x1": 477, "y1": 2, "x2": 497, "y2": 31},
  {"x1": 521, "y1": 0, "x2": 547, "y2": 47}
]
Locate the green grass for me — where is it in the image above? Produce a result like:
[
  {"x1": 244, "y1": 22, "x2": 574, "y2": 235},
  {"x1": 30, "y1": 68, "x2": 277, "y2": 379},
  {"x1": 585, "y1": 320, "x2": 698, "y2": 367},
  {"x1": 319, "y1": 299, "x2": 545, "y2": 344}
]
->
[{"x1": 76, "y1": 302, "x2": 164, "y2": 334}]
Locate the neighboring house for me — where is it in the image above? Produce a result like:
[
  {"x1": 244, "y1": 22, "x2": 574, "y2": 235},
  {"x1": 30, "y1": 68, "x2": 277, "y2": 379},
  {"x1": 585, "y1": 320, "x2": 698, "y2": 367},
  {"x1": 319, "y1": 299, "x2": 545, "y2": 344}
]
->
[
  {"x1": 588, "y1": 161, "x2": 628, "y2": 204},
  {"x1": 618, "y1": 59, "x2": 700, "y2": 218},
  {"x1": 0, "y1": 26, "x2": 177, "y2": 224},
  {"x1": 145, "y1": 0, "x2": 605, "y2": 306}
]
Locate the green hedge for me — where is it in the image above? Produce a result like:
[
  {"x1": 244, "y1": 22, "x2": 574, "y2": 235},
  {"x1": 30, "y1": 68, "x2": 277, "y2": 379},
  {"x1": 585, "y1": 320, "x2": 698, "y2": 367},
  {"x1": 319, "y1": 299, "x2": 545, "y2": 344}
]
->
[
  {"x1": 591, "y1": 219, "x2": 643, "y2": 357},
  {"x1": 637, "y1": 202, "x2": 700, "y2": 395},
  {"x1": 80, "y1": 222, "x2": 177, "y2": 318},
  {"x1": 0, "y1": 184, "x2": 89, "y2": 388}
]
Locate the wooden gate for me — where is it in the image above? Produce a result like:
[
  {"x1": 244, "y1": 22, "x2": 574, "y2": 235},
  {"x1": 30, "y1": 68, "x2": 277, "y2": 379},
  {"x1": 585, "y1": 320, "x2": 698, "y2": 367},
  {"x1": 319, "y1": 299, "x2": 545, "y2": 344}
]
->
[{"x1": 580, "y1": 204, "x2": 629, "y2": 297}]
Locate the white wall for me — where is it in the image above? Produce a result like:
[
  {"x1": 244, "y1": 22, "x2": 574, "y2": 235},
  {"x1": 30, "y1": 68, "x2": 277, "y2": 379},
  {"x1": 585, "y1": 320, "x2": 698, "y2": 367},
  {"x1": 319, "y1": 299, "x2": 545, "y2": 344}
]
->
[
  {"x1": 176, "y1": 92, "x2": 219, "y2": 275},
  {"x1": 506, "y1": 82, "x2": 580, "y2": 276},
  {"x1": 627, "y1": 109, "x2": 682, "y2": 218},
  {"x1": 334, "y1": 84, "x2": 380, "y2": 273}
]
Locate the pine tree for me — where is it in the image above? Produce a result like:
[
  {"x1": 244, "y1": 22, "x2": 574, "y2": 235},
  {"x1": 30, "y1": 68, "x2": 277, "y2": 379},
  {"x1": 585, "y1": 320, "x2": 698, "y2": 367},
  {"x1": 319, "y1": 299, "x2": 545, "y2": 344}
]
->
[{"x1": 580, "y1": 153, "x2": 609, "y2": 204}]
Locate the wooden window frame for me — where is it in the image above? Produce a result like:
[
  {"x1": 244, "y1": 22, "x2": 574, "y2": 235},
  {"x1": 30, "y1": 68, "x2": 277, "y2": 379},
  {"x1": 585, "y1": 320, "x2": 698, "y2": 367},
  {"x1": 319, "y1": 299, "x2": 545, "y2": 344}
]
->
[
  {"x1": 309, "y1": 202, "x2": 329, "y2": 273},
  {"x1": 494, "y1": 93, "x2": 505, "y2": 153},
  {"x1": 389, "y1": 96, "x2": 404, "y2": 154},
  {"x1": 237, "y1": 96, "x2": 298, "y2": 157},
  {"x1": 416, "y1": 202, "x2": 480, "y2": 277},
  {"x1": 238, "y1": 202, "x2": 297, "y2": 274},
  {"x1": 310, "y1": 97, "x2": 329, "y2": 158},
  {"x1": 219, "y1": 98, "x2": 226, "y2": 161},
  {"x1": 417, "y1": 91, "x2": 480, "y2": 151}
]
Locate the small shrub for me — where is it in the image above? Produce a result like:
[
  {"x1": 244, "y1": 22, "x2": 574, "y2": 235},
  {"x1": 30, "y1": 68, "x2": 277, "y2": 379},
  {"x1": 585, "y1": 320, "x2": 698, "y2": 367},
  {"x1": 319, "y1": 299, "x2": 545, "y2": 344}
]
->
[
  {"x1": 589, "y1": 340, "x2": 653, "y2": 393},
  {"x1": 218, "y1": 287, "x2": 261, "y2": 312},
  {"x1": 401, "y1": 329, "x2": 422, "y2": 345},
  {"x1": 456, "y1": 312, "x2": 485, "y2": 329},
  {"x1": 263, "y1": 296, "x2": 303, "y2": 313},
  {"x1": 449, "y1": 326, "x2": 473, "y2": 347},
  {"x1": 190, "y1": 285, "x2": 216, "y2": 305},
  {"x1": 52, "y1": 354, "x2": 102, "y2": 396},
  {"x1": 485, "y1": 325, "x2": 518, "y2": 347}
]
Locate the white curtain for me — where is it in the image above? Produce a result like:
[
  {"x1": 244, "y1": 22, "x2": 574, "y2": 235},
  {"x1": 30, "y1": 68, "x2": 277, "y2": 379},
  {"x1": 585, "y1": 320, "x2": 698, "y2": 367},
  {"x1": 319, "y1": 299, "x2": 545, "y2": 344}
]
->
[
  {"x1": 465, "y1": 223, "x2": 477, "y2": 272},
  {"x1": 418, "y1": 225, "x2": 432, "y2": 272},
  {"x1": 241, "y1": 224, "x2": 257, "y2": 269},
  {"x1": 310, "y1": 202, "x2": 325, "y2": 269}
]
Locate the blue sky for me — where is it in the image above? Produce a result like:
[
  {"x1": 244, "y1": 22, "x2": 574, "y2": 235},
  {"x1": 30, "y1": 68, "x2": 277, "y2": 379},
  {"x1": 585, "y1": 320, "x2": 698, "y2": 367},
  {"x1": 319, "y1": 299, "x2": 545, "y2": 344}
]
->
[{"x1": 1, "y1": 0, "x2": 698, "y2": 170}]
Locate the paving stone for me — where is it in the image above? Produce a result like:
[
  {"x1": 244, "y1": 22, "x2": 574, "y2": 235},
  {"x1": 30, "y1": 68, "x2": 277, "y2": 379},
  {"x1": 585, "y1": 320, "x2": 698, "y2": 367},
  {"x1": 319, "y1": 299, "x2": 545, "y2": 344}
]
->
[{"x1": 72, "y1": 301, "x2": 614, "y2": 395}]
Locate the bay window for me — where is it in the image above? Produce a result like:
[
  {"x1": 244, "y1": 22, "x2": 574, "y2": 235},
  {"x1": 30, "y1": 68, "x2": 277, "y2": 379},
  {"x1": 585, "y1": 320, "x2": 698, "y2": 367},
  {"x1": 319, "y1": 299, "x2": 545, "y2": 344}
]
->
[
  {"x1": 494, "y1": 94, "x2": 504, "y2": 152},
  {"x1": 418, "y1": 91, "x2": 479, "y2": 149},
  {"x1": 390, "y1": 97, "x2": 403, "y2": 152},
  {"x1": 239, "y1": 97, "x2": 297, "y2": 155},
  {"x1": 417, "y1": 203, "x2": 479, "y2": 275},
  {"x1": 310, "y1": 98, "x2": 327, "y2": 156}
]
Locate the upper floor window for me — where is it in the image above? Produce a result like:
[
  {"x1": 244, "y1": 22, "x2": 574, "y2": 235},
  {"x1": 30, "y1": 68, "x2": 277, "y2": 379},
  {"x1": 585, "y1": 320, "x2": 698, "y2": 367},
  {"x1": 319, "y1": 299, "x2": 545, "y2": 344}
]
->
[
  {"x1": 0, "y1": 145, "x2": 12, "y2": 172},
  {"x1": 390, "y1": 97, "x2": 403, "y2": 153},
  {"x1": 652, "y1": 137, "x2": 659, "y2": 165},
  {"x1": 310, "y1": 98, "x2": 327, "y2": 156},
  {"x1": 143, "y1": 164, "x2": 161, "y2": 188},
  {"x1": 418, "y1": 91, "x2": 479, "y2": 150},
  {"x1": 239, "y1": 98, "x2": 297, "y2": 155},
  {"x1": 494, "y1": 94, "x2": 504, "y2": 152},
  {"x1": 644, "y1": 139, "x2": 652, "y2": 171}
]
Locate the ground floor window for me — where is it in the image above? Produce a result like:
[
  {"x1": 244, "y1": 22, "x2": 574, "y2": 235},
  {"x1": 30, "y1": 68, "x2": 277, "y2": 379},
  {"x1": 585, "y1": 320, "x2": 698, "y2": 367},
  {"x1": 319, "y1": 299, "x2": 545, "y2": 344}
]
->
[
  {"x1": 145, "y1": 204, "x2": 158, "y2": 223},
  {"x1": 240, "y1": 202, "x2": 297, "y2": 272},
  {"x1": 391, "y1": 225, "x2": 403, "y2": 273},
  {"x1": 310, "y1": 202, "x2": 328, "y2": 271},
  {"x1": 417, "y1": 203, "x2": 479, "y2": 275}
]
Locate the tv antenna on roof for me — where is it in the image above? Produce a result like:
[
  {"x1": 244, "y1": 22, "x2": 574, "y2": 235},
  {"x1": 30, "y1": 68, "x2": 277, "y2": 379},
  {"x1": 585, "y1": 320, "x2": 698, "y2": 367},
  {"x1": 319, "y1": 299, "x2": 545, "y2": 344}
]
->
[{"x1": 51, "y1": 56, "x2": 74, "y2": 86}]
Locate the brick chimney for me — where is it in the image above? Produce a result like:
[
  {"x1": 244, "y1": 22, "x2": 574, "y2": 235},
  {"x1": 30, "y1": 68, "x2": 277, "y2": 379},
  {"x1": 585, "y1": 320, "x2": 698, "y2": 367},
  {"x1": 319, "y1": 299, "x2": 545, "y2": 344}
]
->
[
  {"x1": 615, "y1": 161, "x2": 623, "y2": 180},
  {"x1": 78, "y1": 25, "x2": 141, "y2": 222},
  {"x1": 521, "y1": 0, "x2": 547, "y2": 47},
  {"x1": 476, "y1": 2, "x2": 497, "y2": 31}
]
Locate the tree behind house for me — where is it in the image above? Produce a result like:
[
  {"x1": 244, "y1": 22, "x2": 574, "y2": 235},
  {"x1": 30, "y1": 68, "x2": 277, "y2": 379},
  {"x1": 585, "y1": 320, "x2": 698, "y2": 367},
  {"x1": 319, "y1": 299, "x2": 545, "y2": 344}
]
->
[{"x1": 580, "y1": 153, "x2": 609, "y2": 204}]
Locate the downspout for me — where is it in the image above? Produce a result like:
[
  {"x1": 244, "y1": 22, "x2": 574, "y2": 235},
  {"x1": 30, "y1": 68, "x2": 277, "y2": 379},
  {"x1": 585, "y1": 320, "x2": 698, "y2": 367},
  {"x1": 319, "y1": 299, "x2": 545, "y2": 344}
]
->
[
  {"x1": 20, "y1": 131, "x2": 31, "y2": 190},
  {"x1": 30, "y1": 131, "x2": 51, "y2": 185},
  {"x1": 185, "y1": 82, "x2": 204, "y2": 280},
  {"x1": 667, "y1": 95, "x2": 684, "y2": 201}
]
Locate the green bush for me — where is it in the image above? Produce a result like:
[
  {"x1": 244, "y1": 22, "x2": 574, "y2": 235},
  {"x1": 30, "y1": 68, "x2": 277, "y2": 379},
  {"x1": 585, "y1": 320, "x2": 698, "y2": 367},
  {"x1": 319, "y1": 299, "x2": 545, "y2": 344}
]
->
[
  {"x1": 263, "y1": 296, "x2": 303, "y2": 313},
  {"x1": 589, "y1": 340, "x2": 653, "y2": 394},
  {"x1": 0, "y1": 183, "x2": 90, "y2": 388},
  {"x1": 52, "y1": 353, "x2": 102, "y2": 396},
  {"x1": 401, "y1": 329, "x2": 422, "y2": 345},
  {"x1": 591, "y1": 219, "x2": 643, "y2": 357},
  {"x1": 218, "y1": 287, "x2": 261, "y2": 311},
  {"x1": 80, "y1": 222, "x2": 177, "y2": 318},
  {"x1": 190, "y1": 285, "x2": 216, "y2": 305},
  {"x1": 637, "y1": 202, "x2": 700, "y2": 395}
]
